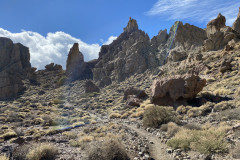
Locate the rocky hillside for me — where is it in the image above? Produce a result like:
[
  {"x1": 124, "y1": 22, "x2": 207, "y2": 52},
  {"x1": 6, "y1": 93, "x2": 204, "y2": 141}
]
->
[{"x1": 0, "y1": 9, "x2": 240, "y2": 160}]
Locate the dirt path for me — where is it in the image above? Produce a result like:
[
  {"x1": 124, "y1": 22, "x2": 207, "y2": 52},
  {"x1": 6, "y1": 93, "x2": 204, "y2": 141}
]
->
[{"x1": 123, "y1": 123, "x2": 173, "y2": 160}]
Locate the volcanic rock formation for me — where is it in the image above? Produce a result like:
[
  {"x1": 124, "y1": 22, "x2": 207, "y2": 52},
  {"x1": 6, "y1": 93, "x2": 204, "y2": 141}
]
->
[
  {"x1": 151, "y1": 74, "x2": 206, "y2": 106},
  {"x1": 66, "y1": 43, "x2": 97, "y2": 81},
  {"x1": 203, "y1": 13, "x2": 240, "y2": 51},
  {"x1": 0, "y1": 37, "x2": 31, "y2": 99},
  {"x1": 93, "y1": 18, "x2": 158, "y2": 87},
  {"x1": 151, "y1": 21, "x2": 207, "y2": 64},
  {"x1": 233, "y1": 8, "x2": 240, "y2": 33}
]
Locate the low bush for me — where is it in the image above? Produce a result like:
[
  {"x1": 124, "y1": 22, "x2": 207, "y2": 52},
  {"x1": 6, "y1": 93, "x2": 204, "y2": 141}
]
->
[
  {"x1": 167, "y1": 126, "x2": 229, "y2": 154},
  {"x1": 86, "y1": 138, "x2": 130, "y2": 160},
  {"x1": 27, "y1": 143, "x2": 58, "y2": 160},
  {"x1": 213, "y1": 101, "x2": 235, "y2": 112},
  {"x1": 143, "y1": 105, "x2": 179, "y2": 128}
]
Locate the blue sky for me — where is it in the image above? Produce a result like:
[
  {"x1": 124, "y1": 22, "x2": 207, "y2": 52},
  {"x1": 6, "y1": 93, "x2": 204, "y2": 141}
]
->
[{"x1": 0, "y1": 0, "x2": 239, "y2": 69}]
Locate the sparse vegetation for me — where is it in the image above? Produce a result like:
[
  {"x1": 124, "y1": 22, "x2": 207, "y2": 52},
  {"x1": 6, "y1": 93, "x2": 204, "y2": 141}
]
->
[
  {"x1": 27, "y1": 143, "x2": 58, "y2": 160},
  {"x1": 86, "y1": 138, "x2": 130, "y2": 160},
  {"x1": 143, "y1": 105, "x2": 179, "y2": 128},
  {"x1": 167, "y1": 123, "x2": 231, "y2": 154},
  {"x1": 57, "y1": 75, "x2": 67, "y2": 86},
  {"x1": 0, "y1": 155, "x2": 8, "y2": 160}
]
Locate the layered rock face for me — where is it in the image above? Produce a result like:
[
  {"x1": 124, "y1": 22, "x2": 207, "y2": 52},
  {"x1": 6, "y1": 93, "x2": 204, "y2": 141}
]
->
[
  {"x1": 233, "y1": 8, "x2": 240, "y2": 33},
  {"x1": 151, "y1": 21, "x2": 207, "y2": 64},
  {"x1": 93, "y1": 18, "x2": 158, "y2": 87},
  {"x1": 0, "y1": 37, "x2": 31, "y2": 99},
  {"x1": 203, "y1": 14, "x2": 240, "y2": 51},
  {"x1": 66, "y1": 43, "x2": 97, "y2": 81},
  {"x1": 151, "y1": 74, "x2": 206, "y2": 106}
]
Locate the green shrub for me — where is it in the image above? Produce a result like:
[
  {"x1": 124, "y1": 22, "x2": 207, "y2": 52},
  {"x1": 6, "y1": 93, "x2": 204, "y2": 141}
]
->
[
  {"x1": 143, "y1": 105, "x2": 179, "y2": 128},
  {"x1": 27, "y1": 143, "x2": 58, "y2": 160}
]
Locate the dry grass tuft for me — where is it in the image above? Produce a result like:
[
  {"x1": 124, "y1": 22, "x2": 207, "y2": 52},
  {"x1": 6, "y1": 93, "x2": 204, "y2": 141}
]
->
[
  {"x1": 86, "y1": 138, "x2": 130, "y2": 160},
  {"x1": 27, "y1": 143, "x2": 58, "y2": 160}
]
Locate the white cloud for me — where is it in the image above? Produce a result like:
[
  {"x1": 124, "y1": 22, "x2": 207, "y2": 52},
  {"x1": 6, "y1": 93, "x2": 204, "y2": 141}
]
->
[
  {"x1": 102, "y1": 36, "x2": 117, "y2": 45},
  {"x1": 0, "y1": 28, "x2": 115, "y2": 69},
  {"x1": 147, "y1": 0, "x2": 240, "y2": 26}
]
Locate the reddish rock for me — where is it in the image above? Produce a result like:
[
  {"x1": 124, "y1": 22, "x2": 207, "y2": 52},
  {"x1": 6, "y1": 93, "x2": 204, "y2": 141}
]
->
[
  {"x1": 123, "y1": 87, "x2": 147, "y2": 100},
  {"x1": 151, "y1": 74, "x2": 206, "y2": 106}
]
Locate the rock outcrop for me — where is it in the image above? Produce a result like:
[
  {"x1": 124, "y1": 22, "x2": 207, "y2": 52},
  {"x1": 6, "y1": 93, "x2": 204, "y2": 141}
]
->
[
  {"x1": 84, "y1": 80, "x2": 100, "y2": 93},
  {"x1": 233, "y1": 8, "x2": 240, "y2": 33},
  {"x1": 203, "y1": 13, "x2": 240, "y2": 51},
  {"x1": 151, "y1": 21, "x2": 207, "y2": 64},
  {"x1": 0, "y1": 37, "x2": 31, "y2": 99},
  {"x1": 45, "y1": 63, "x2": 63, "y2": 71},
  {"x1": 123, "y1": 87, "x2": 147, "y2": 100},
  {"x1": 93, "y1": 18, "x2": 158, "y2": 87},
  {"x1": 66, "y1": 43, "x2": 97, "y2": 81},
  {"x1": 151, "y1": 74, "x2": 206, "y2": 106}
]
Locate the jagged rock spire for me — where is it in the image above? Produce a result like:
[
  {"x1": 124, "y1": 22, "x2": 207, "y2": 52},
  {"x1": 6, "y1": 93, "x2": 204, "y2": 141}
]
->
[
  {"x1": 124, "y1": 17, "x2": 139, "y2": 32},
  {"x1": 66, "y1": 43, "x2": 86, "y2": 80},
  {"x1": 233, "y1": 8, "x2": 240, "y2": 33},
  {"x1": 238, "y1": 7, "x2": 240, "y2": 18},
  {"x1": 206, "y1": 13, "x2": 226, "y2": 37}
]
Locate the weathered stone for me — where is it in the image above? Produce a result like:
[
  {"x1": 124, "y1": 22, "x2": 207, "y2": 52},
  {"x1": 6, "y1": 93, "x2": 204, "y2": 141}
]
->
[
  {"x1": 220, "y1": 58, "x2": 232, "y2": 73},
  {"x1": 84, "y1": 80, "x2": 100, "y2": 93},
  {"x1": 127, "y1": 95, "x2": 142, "y2": 107},
  {"x1": 151, "y1": 74, "x2": 206, "y2": 106},
  {"x1": 66, "y1": 43, "x2": 86, "y2": 81},
  {"x1": 45, "y1": 63, "x2": 63, "y2": 71},
  {"x1": 203, "y1": 13, "x2": 239, "y2": 51},
  {"x1": 124, "y1": 17, "x2": 139, "y2": 32},
  {"x1": 151, "y1": 21, "x2": 206, "y2": 64},
  {"x1": 66, "y1": 43, "x2": 97, "y2": 81},
  {"x1": 123, "y1": 87, "x2": 147, "y2": 100},
  {"x1": 233, "y1": 8, "x2": 240, "y2": 33},
  {"x1": 93, "y1": 18, "x2": 158, "y2": 87},
  {"x1": 206, "y1": 13, "x2": 226, "y2": 36},
  {"x1": 0, "y1": 37, "x2": 31, "y2": 100}
]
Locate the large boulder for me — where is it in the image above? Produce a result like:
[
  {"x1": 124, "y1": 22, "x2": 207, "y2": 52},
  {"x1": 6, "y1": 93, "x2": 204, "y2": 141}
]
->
[
  {"x1": 233, "y1": 8, "x2": 240, "y2": 33},
  {"x1": 93, "y1": 18, "x2": 158, "y2": 87},
  {"x1": 123, "y1": 87, "x2": 147, "y2": 100},
  {"x1": 0, "y1": 37, "x2": 31, "y2": 99},
  {"x1": 151, "y1": 74, "x2": 206, "y2": 106},
  {"x1": 84, "y1": 80, "x2": 100, "y2": 93}
]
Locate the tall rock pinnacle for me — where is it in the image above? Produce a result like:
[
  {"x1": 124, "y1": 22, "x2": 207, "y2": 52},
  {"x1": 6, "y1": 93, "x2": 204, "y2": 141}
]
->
[
  {"x1": 233, "y1": 7, "x2": 240, "y2": 33},
  {"x1": 66, "y1": 43, "x2": 86, "y2": 81},
  {"x1": 124, "y1": 17, "x2": 139, "y2": 32}
]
